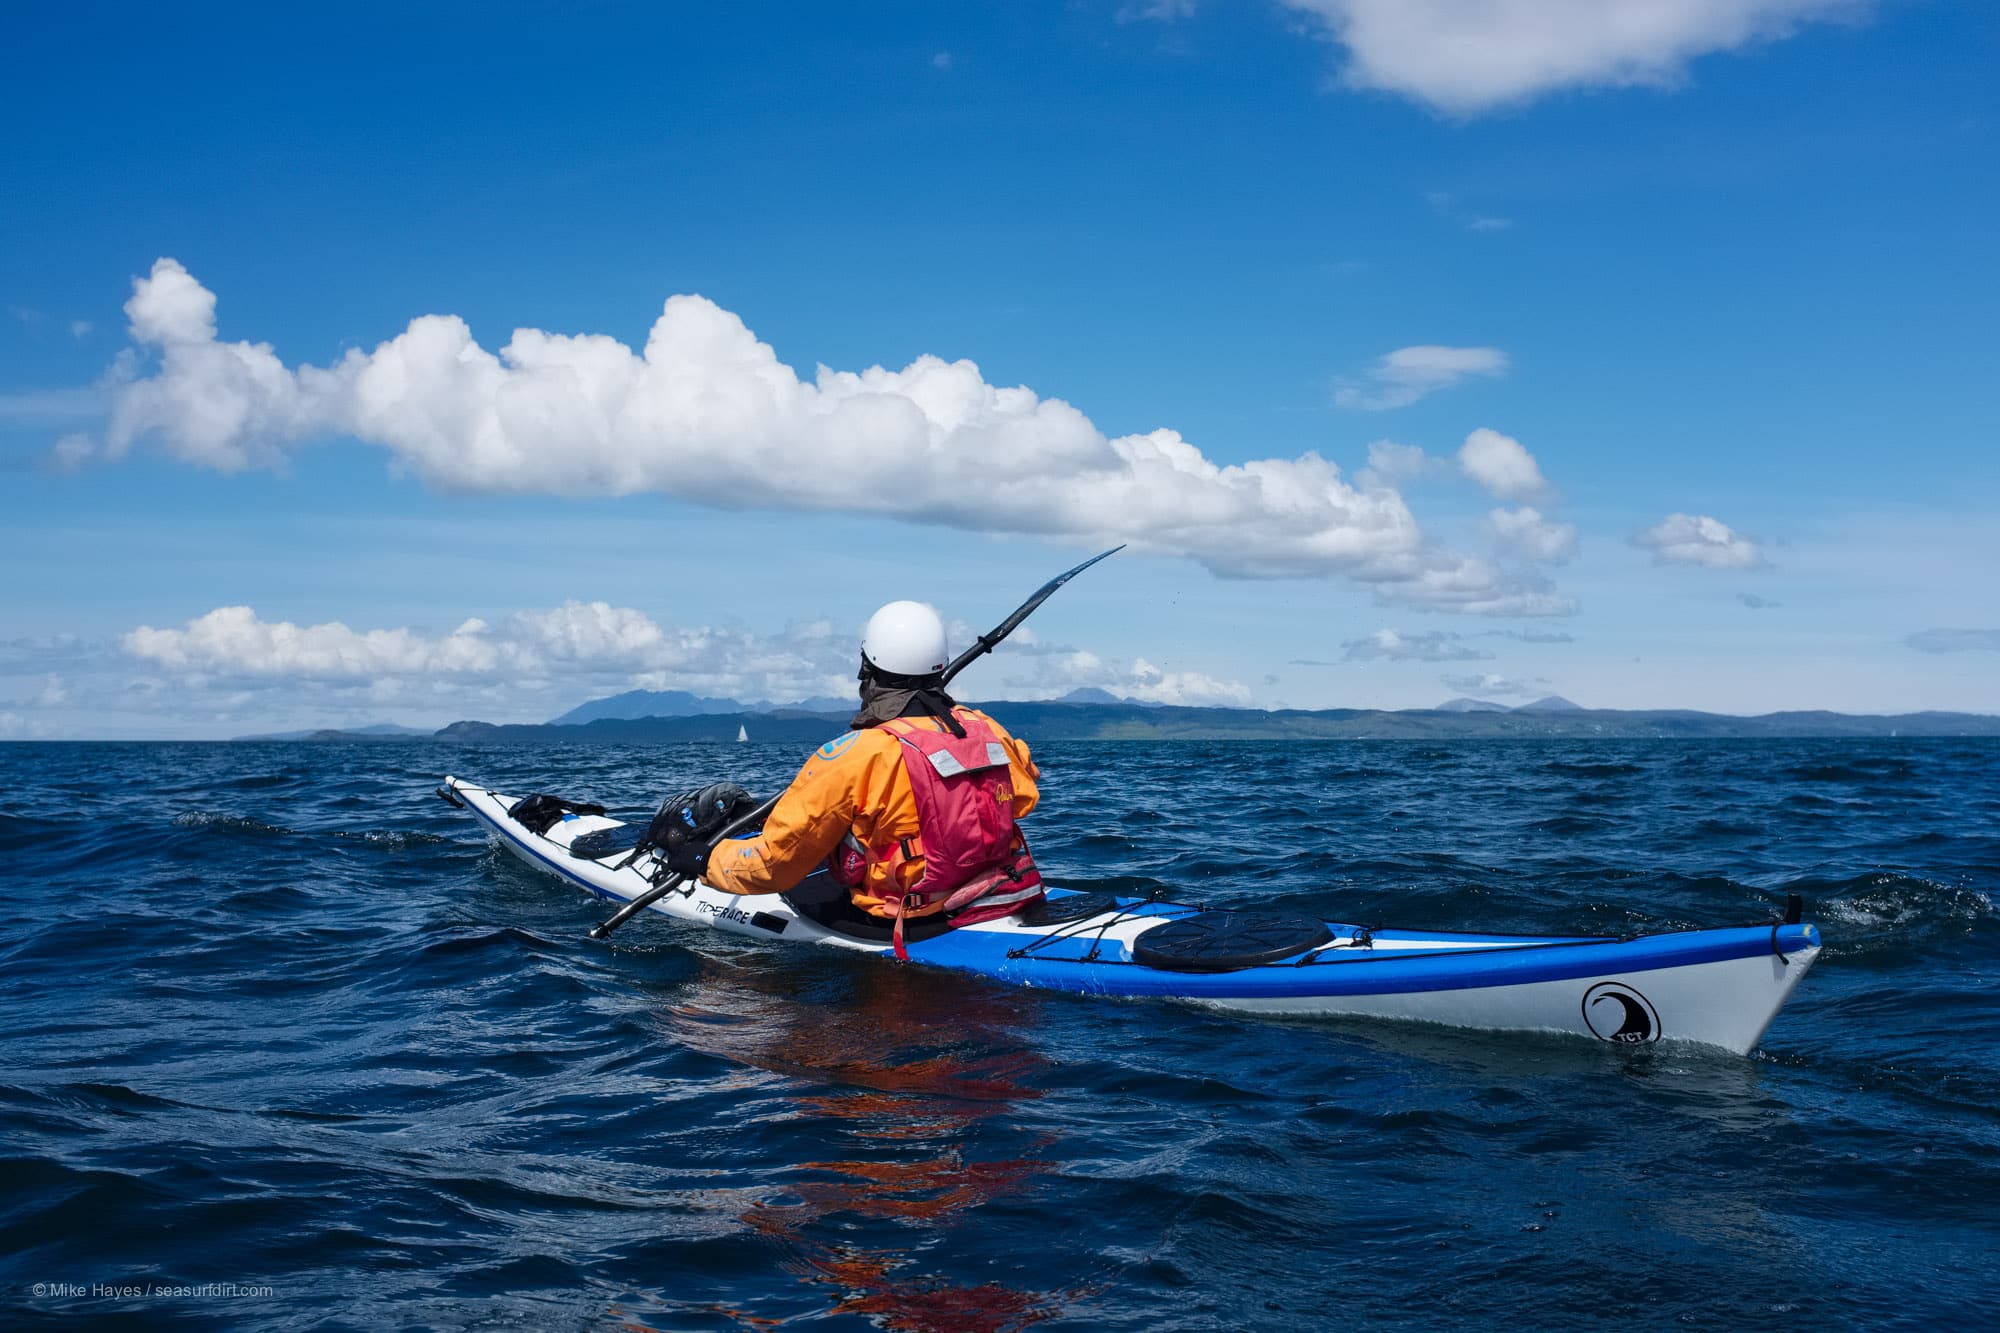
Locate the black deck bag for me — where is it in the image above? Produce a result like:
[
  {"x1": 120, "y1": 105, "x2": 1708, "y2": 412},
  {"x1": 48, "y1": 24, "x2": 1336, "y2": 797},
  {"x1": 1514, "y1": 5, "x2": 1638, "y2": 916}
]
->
[{"x1": 507, "y1": 792, "x2": 607, "y2": 835}]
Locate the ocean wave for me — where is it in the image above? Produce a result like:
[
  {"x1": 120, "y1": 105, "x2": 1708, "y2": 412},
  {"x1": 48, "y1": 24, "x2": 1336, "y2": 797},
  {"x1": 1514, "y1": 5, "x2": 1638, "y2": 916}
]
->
[
  {"x1": 2, "y1": 736, "x2": 1997, "y2": 1328},
  {"x1": 1800, "y1": 872, "x2": 1995, "y2": 950}
]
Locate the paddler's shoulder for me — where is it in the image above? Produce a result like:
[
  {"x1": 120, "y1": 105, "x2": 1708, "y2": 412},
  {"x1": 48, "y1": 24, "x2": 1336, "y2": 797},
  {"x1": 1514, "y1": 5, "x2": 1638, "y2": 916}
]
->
[
  {"x1": 954, "y1": 705, "x2": 1019, "y2": 738},
  {"x1": 810, "y1": 727, "x2": 898, "y2": 764}
]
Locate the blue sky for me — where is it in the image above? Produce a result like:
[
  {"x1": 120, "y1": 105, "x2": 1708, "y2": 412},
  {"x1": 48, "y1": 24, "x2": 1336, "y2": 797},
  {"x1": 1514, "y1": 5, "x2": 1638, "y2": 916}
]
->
[{"x1": 3, "y1": 1, "x2": 1996, "y2": 738}]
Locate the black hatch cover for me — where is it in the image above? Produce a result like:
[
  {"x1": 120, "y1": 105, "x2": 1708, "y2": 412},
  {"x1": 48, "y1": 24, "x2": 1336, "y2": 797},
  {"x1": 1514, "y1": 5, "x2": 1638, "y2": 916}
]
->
[{"x1": 1130, "y1": 910, "x2": 1334, "y2": 973}]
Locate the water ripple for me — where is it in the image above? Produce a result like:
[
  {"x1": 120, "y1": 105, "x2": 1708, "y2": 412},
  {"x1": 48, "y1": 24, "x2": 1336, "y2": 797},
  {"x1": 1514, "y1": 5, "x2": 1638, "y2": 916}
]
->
[{"x1": 0, "y1": 737, "x2": 1996, "y2": 1329}]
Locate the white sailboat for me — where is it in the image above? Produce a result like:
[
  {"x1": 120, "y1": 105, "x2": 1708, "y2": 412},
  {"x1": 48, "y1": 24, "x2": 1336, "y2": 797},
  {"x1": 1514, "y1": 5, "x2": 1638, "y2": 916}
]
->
[{"x1": 737, "y1": 724, "x2": 748, "y2": 743}]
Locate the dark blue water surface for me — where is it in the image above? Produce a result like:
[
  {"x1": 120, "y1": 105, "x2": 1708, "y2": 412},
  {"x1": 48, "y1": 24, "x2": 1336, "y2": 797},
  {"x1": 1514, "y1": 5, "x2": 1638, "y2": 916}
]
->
[{"x1": 3, "y1": 738, "x2": 1997, "y2": 1330}]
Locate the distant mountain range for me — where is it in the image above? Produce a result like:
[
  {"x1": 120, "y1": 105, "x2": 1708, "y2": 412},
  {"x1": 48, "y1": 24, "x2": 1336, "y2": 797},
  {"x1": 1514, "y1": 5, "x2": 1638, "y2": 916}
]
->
[
  {"x1": 1040, "y1": 687, "x2": 1167, "y2": 707},
  {"x1": 548, "y1": 689, "x2": 856, "y2": 725},
  {"x1": 233, "y1": 722, "x2": 434, "y2": 742},
  {"x1": 1437, "y1": 695, "x2": 1582, "y2": 714},
  {"x1": 242, "y1": 697, "x2": 2000, "y2": 744},
  {"x1": 546, "y1": 685, "x2": 1158, "y2": 724}
]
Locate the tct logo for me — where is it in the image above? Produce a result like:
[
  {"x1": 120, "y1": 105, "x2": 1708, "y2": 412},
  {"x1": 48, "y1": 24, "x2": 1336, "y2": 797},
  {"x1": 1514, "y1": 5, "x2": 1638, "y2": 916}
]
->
[{"x1": 1581, "y1": 982, "x2": 1660, "y2": 1044}]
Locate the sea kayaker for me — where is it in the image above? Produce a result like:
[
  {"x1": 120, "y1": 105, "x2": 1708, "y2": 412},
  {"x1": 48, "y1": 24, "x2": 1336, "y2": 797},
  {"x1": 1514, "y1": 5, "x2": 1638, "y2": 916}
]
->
[{"x1": 653, "y1": 601, "x2": 1044, "y2": 956}]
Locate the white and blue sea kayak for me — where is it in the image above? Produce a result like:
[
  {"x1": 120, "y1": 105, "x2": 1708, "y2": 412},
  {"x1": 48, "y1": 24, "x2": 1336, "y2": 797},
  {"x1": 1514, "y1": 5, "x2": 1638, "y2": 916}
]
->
[{"x1": 441, "y1": 776, "x2": 1822, "y2": 1056}]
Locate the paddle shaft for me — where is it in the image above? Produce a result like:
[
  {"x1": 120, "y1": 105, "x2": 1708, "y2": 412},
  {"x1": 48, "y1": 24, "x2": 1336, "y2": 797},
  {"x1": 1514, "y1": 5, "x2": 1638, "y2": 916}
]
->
[{"x1": 586, "y1": 545, "x2": 1122, "y2": 941}]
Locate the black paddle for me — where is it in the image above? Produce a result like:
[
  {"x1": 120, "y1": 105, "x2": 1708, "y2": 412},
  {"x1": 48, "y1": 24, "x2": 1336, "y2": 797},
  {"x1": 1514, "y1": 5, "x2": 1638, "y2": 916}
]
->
[{"x1": 587, "y1": 544, "x2": 1124, "y2": 941}]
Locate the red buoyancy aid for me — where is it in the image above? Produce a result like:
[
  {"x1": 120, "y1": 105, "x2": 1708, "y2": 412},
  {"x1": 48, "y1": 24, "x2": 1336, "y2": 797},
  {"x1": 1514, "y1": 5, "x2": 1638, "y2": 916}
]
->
[{"x1": 829, "y1": 709, "x2": 1043, "y2": 958}]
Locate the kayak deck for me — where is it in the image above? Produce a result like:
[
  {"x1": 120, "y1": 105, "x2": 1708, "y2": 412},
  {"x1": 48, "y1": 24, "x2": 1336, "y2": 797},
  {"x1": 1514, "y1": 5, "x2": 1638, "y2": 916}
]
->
[{"x1": 442, "y1": 776, "x2": 1822, "y2": 1055}]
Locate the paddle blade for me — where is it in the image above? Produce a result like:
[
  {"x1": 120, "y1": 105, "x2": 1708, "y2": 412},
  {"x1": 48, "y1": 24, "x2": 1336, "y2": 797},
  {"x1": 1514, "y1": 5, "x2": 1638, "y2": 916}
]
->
[{"x1": 942, "y1": 545, "x2": 1122, "y2": 683}]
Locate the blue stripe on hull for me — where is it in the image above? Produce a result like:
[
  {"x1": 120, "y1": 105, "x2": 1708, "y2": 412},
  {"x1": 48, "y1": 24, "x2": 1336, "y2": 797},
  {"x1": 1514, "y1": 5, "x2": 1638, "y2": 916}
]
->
[{"x1": 910, "y1": 922, "x2": 1820, "y2": 999}]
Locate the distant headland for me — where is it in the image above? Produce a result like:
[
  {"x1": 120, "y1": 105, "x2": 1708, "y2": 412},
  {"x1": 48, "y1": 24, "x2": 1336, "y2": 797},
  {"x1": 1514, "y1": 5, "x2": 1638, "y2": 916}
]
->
[{"x1": 234, "y1": 687, "x2": 2000, "y2": 743}]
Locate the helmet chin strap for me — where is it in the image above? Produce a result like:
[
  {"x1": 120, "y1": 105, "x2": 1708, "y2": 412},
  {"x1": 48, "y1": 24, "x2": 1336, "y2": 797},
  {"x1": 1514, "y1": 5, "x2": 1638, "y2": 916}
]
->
[{"x1": 858, "y1": 659, "x2": 948, "y2": 691}]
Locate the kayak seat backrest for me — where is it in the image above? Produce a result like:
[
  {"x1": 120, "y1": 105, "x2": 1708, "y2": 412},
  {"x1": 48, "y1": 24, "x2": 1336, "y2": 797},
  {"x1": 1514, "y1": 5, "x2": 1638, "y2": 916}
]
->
[
  {"x1": 1130, "y1": 910, "x2": 1334, "y2": 973},
  {"x1": 782, "y1": 868, "x2": 958, "y2": 945}
]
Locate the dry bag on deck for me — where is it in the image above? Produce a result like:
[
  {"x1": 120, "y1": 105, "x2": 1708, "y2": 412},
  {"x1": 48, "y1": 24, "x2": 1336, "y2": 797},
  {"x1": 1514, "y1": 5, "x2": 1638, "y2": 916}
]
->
[{"x1": 508, "y1": 792, "x2": 607, "y2": 835}]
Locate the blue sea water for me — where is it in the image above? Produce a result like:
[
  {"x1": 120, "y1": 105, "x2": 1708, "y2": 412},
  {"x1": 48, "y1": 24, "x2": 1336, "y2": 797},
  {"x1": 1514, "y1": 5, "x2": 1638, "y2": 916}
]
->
[{"x1": 2, "y1": 737, "x2": 1996, "y2": 1330}]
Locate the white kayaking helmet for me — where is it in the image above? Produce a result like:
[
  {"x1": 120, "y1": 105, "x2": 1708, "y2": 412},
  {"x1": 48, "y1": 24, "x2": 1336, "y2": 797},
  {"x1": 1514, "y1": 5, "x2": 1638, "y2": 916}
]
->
[{"x1": 860, "y1": 600, "x2": 949, "y2": 680}]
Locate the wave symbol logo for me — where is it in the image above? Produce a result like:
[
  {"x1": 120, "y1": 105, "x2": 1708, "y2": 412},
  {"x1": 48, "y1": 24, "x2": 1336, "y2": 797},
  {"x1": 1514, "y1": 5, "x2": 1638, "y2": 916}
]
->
[
  {"x1": 816, "y1": 733, "x2": 861, "y2": 760},
  {"x1": 1581, "y1": 982, "x2": 1660, "y2": 1044}
]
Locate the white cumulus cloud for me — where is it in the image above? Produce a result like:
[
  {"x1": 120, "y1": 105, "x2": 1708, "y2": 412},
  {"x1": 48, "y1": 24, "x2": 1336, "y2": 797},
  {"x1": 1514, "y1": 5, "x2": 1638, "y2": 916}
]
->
[
  {"x1": 118, "y1": 602, "x2": 1256, "y2": 711},
  {"x1": 1279, "y1": 0, "x2": 1870, "y2": 115},
  {"x1": 1633, "y1": 513, "x2": 1765, "y2": 569},
  {"x1": 1341, "y1": 629, "x2": 1492, "y2": 663},
  {"x1": 978, "y1": 635, "x2": 1250, "y2": 705},
  {"x1": 1457, "y1": 427, "x2": 1552, "y2": 503},
  {"x1": 127, "y1": 607, "x2": 501, "y2": 680},
  {"x1": 75, "y1": 259, "x2": 1565, "y2": 615},
  {"x1": 1441, "y1": 672, "x2": 1549, "y2": 699},
  {"x1": 1487, "y1": 505, "x2": 1577, "y2": 563},
  {"x1": 122, "y1": 603, "x2": 856, "y2": 701},
  {"x1": 1335, "y1": 344, "x2": 1508, "y2": 411},
  {"x1": 1127, "y1": 657, "x2": 1250, "y2": 706}
]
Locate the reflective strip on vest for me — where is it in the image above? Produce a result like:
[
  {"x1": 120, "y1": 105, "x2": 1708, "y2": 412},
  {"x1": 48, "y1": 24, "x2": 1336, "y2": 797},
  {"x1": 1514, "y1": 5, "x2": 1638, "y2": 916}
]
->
[{"x1": 921, "y1": 740, "x2": 1010, "y2": 779}]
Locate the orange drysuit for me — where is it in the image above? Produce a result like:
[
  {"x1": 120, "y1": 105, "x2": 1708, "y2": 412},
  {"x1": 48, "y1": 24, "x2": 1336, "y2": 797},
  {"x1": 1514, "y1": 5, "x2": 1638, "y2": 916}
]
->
[{"x1": 705, "y1": 707, "x2": 1039, "y2": 917}]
